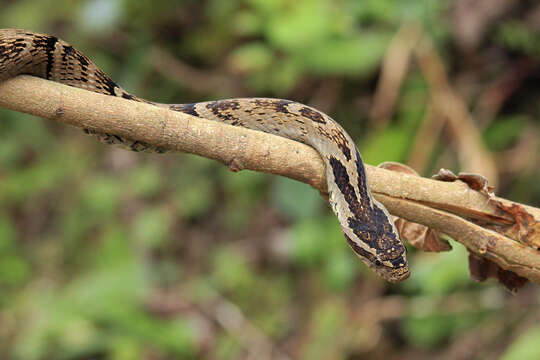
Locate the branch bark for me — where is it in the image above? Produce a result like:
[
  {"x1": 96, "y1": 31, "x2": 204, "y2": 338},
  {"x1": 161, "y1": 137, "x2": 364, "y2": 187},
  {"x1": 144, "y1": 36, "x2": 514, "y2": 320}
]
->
[{"x1": 1, "y1": 75, "x2": 538, "y2": 282}]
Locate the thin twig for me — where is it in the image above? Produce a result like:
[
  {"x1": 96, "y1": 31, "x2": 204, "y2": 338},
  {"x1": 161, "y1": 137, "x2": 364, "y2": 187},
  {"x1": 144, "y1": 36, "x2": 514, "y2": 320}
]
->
[
  {"x1": 415, "y1": 35, "x2": 499, "y2": 186},
  {"x1": 370, "y1": 22, "x2": 421, "y2": 128}
]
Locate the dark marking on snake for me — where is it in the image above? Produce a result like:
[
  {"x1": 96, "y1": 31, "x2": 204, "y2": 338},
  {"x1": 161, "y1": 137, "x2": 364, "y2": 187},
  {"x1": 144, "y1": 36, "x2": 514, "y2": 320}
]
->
[
  {"x1": 170, "y1": 103, "x2": 200, "y2": 117},
  {"x1": 61, "y1": 45, "x2": 74, "y2": 62},
  {"x1": 344, "y1": 234, "x2": 377, "y2": 262},
  {"x1": 93, "y1": 69, "x2": 118, "y2": 95},
  {"x1": 254, "y1": 99, "x2": 292, "y2": 114},
  {"x1": 332, "y1": 129, "x2": 351, "y2": 161},
  {"x1": 44, "y1": 35, "x2": 58, "y2": 79},
  {"x1": 206, "y1": 100, "x2": 241, "y2": 122},
  {"x1": 299, "y1": 106, "x2": 326, "y2": 124},
  {"x1": 354, "y1": 149, "x2": 371, "y2": 208},
  {"x1": 329, "y1": 156, "x2": 365, "y2": 220},
  {"x1": 206, "y1": 100, "x2": 240, "y2": 112}
]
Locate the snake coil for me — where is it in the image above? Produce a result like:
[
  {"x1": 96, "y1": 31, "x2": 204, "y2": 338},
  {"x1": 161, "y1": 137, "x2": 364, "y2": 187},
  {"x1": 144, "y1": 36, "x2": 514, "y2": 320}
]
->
[{"x1": 0, "y1": 29, "x2": 409, "y2": 282}]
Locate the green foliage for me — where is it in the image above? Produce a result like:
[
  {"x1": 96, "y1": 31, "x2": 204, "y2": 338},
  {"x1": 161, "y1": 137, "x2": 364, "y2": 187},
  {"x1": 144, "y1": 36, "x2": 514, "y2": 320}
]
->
[
  {"x1": 497, "y1": 21, "x2": 540, "y2": 56},
  {"x1": 501, "y1": 326, "x2": 540, "y2": 360},
  {"x1": 290, "y1": 216, "x2": 357, "y2": 291},
  {"x1": 271, "y1": 176, "x2": 323, "y2": 220},
  {"x1": 0, "y1": 216, "x2": 29, "y2": 289},
  {"x1": 0, "y1": 0, "x2": 538, "y2": 359},
  {"x1": 221, "y1": 169, "x2": 266, "y2": 230},
  {"x1": 404, "y1": 241, "x2": 472, "y2": 295},
  {"x1": 300, "y1": 299, "x2": 347, "y2": 360},
  {"x1": 211, "y1": 245, "x2": 257, "y2": 292},
  {"x1": 484, "y1": 115, "x2": 528, "y2": 151},
  {"x1": 10, "y1": 227, "x2": 197, "y2": 360},
  {"x1": 403, "y1": 310, "x2": 487, "y2": 348},
  {"x1": 361, "y1": 126, "x2": 412, "y2": 164}
]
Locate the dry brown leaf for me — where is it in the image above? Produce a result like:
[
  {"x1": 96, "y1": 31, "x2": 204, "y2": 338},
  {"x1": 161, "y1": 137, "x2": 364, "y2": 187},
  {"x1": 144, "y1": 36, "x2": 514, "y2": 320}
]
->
[
  {"x1": 432, "y1": 168, "x2": 539, "y2": 248},
  {"x1": 432, "y1": 168, "x2": 495, "y2": 196},
  {"x1": 493, "y1": 202, "x2": 540, "y2": 248},
  {"x1": 379, "y1": 162, "x2": 451, "y2": 251},
  {"x1": 468, "y1": 252, "x2": 528, "y2": 293}
]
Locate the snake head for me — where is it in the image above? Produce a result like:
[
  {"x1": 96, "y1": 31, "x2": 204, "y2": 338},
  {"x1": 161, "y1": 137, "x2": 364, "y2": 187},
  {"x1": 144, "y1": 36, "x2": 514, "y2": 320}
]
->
[{"x1": 345, "y1": 202, "x2": 410, "y2": 283}]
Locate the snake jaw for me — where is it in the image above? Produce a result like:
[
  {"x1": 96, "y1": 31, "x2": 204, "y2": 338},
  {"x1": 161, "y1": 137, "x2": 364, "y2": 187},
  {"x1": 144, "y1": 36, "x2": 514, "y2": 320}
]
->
[
  {"x1": 373, "y1": 259, "x2": 410, "y2": 283},
  {"x1": 373, "y1": 232, "x2": 410, "y2": 283},
  {"x1": 360, "y1": 249, "x2": 410, "y2": 283},
  {"x1": 367, "y1": 243, "x2": 410, "y2": 283},
  {"x1": 344, "y1": 232, "x2": 410, "y2": 282}
]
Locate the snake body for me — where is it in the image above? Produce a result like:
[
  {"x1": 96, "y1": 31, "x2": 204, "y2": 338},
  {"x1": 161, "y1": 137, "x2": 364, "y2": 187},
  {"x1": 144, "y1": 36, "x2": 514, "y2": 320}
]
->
[{"x1": 0, "y1": 29, "x2": 409, "y2": 282}]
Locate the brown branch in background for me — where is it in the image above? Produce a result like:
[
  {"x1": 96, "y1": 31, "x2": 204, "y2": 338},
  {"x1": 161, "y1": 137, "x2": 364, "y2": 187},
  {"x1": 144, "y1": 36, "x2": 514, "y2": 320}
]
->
[
  {"x1": 308, "y1": 78, "x2": 342, "y2": 115},
  {"x1": 414, "y1": 35, "x2": 499, "y2": 187},
  {"x1": 198, "y1": 291, "x2": 291, "y2": 360},
  {"x1": 407, "y1": 105, "x2": 446, "y2": 173},
  {"x1": 369, "y1": 23, "x2": 421, "y2": 129},
  {"x1": 474, "y1": 57, "x2": 538, "y2": 126},
  {"x1": 0, "y1": 75, "x2": 538, "y2": 283},
  {"x1": 526, "y1": 3, "x2": 540, "y2": 31},
  {"x1": 497, "y1": 126, "x2": 539, "y2": 175},
  {"x1": 452, "y1": 0, "x2": 517, "y2": 52},
  {"x1": 149, "y1": 47, "x2": 249, "y2": 97},
  {"x1": 146, "y1": 287, "x2": 290, "y2": 360}
]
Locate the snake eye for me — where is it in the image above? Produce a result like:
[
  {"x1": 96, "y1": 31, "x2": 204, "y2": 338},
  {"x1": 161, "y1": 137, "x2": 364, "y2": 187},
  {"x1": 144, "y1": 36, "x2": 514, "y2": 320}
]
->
[{"x1": 374, "y1": 259, "x2": 382, "y2": 266}]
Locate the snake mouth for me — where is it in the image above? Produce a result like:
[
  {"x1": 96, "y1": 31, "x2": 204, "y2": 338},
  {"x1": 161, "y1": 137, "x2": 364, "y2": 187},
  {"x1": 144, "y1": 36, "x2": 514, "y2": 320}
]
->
[
  {"x1": 344, "y1": 234, "x2": 410, "y2": 283},
  {"x1": 376, "y1": 266, "x2": 410, "y2": 283}
]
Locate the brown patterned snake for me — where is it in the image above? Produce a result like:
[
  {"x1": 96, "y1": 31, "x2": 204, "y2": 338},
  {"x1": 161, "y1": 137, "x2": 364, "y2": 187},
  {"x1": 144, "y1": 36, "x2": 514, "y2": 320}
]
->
[{"x1": 0, "y1": 29, "x2": 409, "y2": 282}]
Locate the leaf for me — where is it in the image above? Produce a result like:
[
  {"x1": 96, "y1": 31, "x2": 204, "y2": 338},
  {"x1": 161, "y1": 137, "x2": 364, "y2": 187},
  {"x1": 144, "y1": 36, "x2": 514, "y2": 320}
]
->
[
  {"x1": 133, "y1": 207, "x2": 172, "y2": 248},
  {"x1": 322, "y1": 252, "x2": 356, "y2": 291},
  {"x1": 501, "y1": 326, "x2": 540, "y2": 360},
  {"x1": 484, "y1": 115, "x2": 527, "y2": 151},
  {"x1": 227, "y1": 42, "x2": 274, "y2": 74},
  {"x1": 402, "y1": 310, "x2": 485, "y2": 348},
  {"x1": 266, "y1": 0, "x2": 331, "y2": 51},
  {"x1": 271, "y1": 176, "x2": 322, "y2": 221},
  {"x1": 361, "y1": 127, "x2": 410, "y2": 165},
  {"x1": 290, "y1": 216, "x2": 342, "y2": 266},
  {"x1": 403, "y1": 241, "x2": 472, "y2": 295},
  {"x1": 298, "y1": 33, "x2": 391, "y2": 75}
]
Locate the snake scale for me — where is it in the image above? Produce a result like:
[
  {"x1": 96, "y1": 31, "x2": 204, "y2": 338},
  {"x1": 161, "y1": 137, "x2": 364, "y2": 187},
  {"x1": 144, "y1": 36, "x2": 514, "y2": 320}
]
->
[{"x1": 0, "y1": 29, "x2": 409, "y2": 282}]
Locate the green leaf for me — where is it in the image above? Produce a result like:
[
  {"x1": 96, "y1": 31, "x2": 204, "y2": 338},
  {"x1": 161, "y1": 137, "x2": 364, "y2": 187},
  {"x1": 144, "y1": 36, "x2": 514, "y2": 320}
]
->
[
  {"x1": 301, "y1": 300, "x2": 347, "y2": 360},
  {"x1": 0, "y1": 215, "x2": 16, "y2": 251},
  {"x1": 361, "y1": 126, "x2": 411, "y2": 165},
  {"x1": 484, "y1": 115, "x2": 527, "y2": 151},
  {"x1": 403, "y1": 240, "x2": 472, "y2": 295},
  {"x1": 81, "y1": 176, "x2": 122, "y2": 217},
  {"x1": 402, "y1": 310, "x2": 485, "y2": 348},
  {"x1": 290, "y1": 216, "x2": 342, "y2": 266},
  {"x1": 271, "y1": 176, "x2": 323, "y2": 221},
  {"x1": 228, "y1": 42, "x2": 274, "y2": 73},
  {"x1": 497, "y1": 21, "x2": 540, "y2": 55},
  {"x1": 127, "y1": 165, "x2": 162, "y2": 198},
  {"x1": 211, "y1": 246, "x2": 255, "y2": 291},
  {"x1": 267, "y1": 0, "x2": 330, "y2": 50},
  {"x1": 132, "y1": 207, "x2": 172, "y2": 248},
  {"x1": 322, "y1": 251, "x2": 356, "y2": 291},
  {"x1": 298, "y1": 33, "x2": 391, "y2": 75},
  {"x1": 501, "y1": 326, "x2": 540, "y2": 360}
]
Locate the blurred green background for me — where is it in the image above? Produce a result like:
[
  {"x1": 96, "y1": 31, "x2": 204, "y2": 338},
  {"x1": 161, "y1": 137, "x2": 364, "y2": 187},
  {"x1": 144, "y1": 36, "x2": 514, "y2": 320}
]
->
[{"x1": 1, "y1": 0, "x2": 539, "y2": 359}]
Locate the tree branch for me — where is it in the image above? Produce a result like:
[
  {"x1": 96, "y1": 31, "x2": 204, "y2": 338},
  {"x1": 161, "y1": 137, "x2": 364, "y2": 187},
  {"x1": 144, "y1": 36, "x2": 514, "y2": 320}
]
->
[{"x1": 1, "y1": 75, "x2": 538, "y2": 283}]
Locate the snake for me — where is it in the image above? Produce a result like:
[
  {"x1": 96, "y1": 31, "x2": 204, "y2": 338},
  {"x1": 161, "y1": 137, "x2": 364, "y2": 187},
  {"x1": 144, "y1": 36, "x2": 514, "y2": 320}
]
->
[{"x1": 0, "y1": 29, "x2": 409, "y2": 282}]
